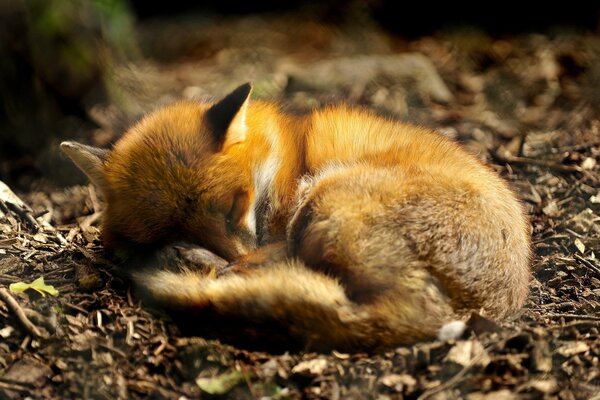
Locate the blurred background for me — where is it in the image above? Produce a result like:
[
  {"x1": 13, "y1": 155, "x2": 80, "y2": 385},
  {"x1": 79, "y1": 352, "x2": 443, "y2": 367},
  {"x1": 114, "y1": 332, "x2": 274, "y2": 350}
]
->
[{"x1": 1, "y1": 0, "x2": 599, "y2": 190}]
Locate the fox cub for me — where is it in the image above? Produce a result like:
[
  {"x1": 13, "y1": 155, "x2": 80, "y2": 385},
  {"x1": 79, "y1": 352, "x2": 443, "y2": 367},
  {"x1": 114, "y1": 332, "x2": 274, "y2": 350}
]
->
[{"x1": 62, "y1": 83, "x2": 531, "y2": 352}]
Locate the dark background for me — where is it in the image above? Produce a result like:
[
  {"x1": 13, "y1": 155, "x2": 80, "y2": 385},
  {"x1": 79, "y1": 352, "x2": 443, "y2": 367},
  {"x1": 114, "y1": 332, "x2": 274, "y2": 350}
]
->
[
  {"x1": 129, "y1": 1, "x2": 600, "y2": 35},
  {"x1": 1, "y1": 0, "x2": 599, "y2": 189}
]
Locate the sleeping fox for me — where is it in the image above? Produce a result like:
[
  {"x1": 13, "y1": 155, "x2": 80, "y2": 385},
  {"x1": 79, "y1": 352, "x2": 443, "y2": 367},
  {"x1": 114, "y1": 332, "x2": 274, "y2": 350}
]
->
[{"x1": 61, "y1": 83, "x2": 531, "y2": 352}]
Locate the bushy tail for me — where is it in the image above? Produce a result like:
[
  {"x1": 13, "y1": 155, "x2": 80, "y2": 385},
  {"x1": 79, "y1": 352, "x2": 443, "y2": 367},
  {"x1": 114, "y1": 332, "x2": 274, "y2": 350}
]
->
[
  {"x1": 131, "y1": 261, "x2": 451, "y2": 352},
  {"x1": 131, "y1": 261, "x2": 388, "y2": 352}
]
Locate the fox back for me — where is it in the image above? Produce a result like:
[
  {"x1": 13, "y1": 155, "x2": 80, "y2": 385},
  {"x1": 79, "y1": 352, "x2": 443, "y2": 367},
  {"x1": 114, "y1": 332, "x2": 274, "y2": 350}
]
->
[{"x1": 61, "y1": 83, "x2": 531, "y2": 352}]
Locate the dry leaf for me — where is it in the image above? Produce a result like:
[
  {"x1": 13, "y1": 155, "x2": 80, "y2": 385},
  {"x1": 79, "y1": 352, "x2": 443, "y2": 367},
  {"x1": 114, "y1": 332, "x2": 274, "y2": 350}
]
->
[
  {"x1": 466, "y1": 389, "x2": 518, "y2": 400},
  {"x1": 9, "y1": 277, "x2": 59, "y2": 297},
  {"x1": 542, "y1": 201, "x2": 560, "y2": 217},
  {"x1": 528, "y1": 379, "x2": 559, "y2": 394},
  {"x1": 574, "y1": 238, "x2": 586, "y2": 254},
  {"x1": 444, "y1": 339, "x2": 490, "y2": 367},
  {"x1": 557, "y1": 341, "x2": 589, "y2": 357},
  {"x1": 379, "y1": 374, "x2": 417, "y2": 393},
  {"x1": 196, "y1": 370, "x2": 245, "y2": 395},
  {"x1": 581, "y1": 157, "x2": 596, "y2": 170},
  {"x1": 292, "y1": 358, "x2": 328, "y2": 375}
]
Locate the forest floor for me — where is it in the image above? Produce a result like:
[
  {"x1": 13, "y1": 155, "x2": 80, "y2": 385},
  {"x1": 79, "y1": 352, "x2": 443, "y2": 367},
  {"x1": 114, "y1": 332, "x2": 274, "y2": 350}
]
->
[{"x1": 1, "y1": 12, "x2": 599, "y2": 400}]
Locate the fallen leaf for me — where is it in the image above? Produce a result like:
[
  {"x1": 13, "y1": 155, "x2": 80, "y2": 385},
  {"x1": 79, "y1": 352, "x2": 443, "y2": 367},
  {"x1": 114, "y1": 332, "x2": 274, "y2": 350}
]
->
[
  {"x1": 0, "y1": 326, "x2": 14, "y2": 338},
  {"x1": 466, "y1": 313, "x2": 503, "y2": 335},
  {"x1": 467, "y1": 389, "x2": 518, "y2": 400},
  {"x1": 556, "y1": 341, "x2": 589, "y2": 357},
  {"x1": 9, "y1": 276, "x2": 59, "y2": 297},
  {"x1": 542, "y1": 201, "x2": 560, "y2": 217},
  {"x1": 528, "y1": 379, "x2": 559, "y2": 394},
  {"x1": 567, "y1": 208, "x2": 598, "y2": 234},
  {"x1": 0, "y1": 180, "x2": 29, "y2": 209},
  {"x1": 581, "y1": 157, "x2": 596, "y2": 170},
  {"x1": 196, "y1": 370, "x2": 245, "y2": 395},
  {"x1": 531, "y1": 339, "x2": 552, "y2": 372},
  {"x1": 574, "y1": 238, "x2": 586, "y2": 254},
  {"x1": 332, "y1": 350, "x2": 350, "y2": 359},
  {"x1": 444, "y1": 339, "x2": 490, "y2": 367},
  {"x1": 292, "y1": 358, "x2": 328, "y2": 375},
  {"x1": 379, "y1": 374, "x2": 417, "y2": 393},
  {"x1": 1, "y1": 358, "x2": 52, "y2": 388},
  {"x1": 32, "y1": 233, "x2": 47, "y2": 243}
]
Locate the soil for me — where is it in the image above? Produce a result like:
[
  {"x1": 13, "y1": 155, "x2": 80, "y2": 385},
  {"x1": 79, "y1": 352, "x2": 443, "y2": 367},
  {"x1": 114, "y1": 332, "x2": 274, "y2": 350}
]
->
[{"x1": 1, "y1": 11, "x2": 599, "y2": 400}]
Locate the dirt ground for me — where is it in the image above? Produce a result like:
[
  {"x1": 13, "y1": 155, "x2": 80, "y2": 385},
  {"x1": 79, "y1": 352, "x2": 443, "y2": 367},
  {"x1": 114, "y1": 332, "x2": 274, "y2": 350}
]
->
[{"x1": 1, "y1": 11, "x2": 600, "y2": 399}]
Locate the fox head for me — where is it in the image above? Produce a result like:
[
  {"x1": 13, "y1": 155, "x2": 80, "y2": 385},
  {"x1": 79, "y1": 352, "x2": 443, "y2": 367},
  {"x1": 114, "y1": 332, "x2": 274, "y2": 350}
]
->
[{"x1": 61, "y1": 83, "x2": 258, "y2": 261}]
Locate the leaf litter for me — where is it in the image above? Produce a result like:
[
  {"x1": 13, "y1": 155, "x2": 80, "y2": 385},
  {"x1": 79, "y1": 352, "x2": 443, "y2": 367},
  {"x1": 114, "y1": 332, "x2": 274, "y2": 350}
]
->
[{"x1": 1, "y1": 12, "x2": 599, "y2": 400}]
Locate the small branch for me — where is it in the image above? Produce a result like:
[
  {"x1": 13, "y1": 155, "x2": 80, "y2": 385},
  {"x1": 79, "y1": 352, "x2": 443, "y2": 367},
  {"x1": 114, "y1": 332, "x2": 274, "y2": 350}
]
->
[
  {"x1": 0, "y1": 181, "x2": 39, "y2": 232},
  {"x1": 0, "y1": 379, "x2": 33, "y2": 393},
  {"x1": 548, "y1": 320, "x2": 600, "y2": 330},
  {"x1": 0, "y1": 273, "x2": 19, "y2": 283},
  {"x1": 417, "y1": 349, "x2": 489, "y2": 400},
  {"x1": 238, "y1": 362, "x2": 258, "y2": 399},
  {"x1": 516, "y1": 132, "x2": 527, "y2": 157},
  {"x1": 0, "y1": 287, "x2": 48, "y2": 339},
  {"x1": 556, "y1": 142, "x2": 600, "y2": 153},
  {"x1": 547, "y1": 313, "x2": 600, "y2": 321},
  {"x1": 4, "y1": 201, "x2": 39, "y2": 233},
  {"x1": 62, "y1": 301, "x2": 88, "y2": 314},
  {"x1": 574, "y1": 254, "x2": 600, "y2": 277},
  {"x1": 494, "y1": 152, "x2": 582, "y2": 173}
]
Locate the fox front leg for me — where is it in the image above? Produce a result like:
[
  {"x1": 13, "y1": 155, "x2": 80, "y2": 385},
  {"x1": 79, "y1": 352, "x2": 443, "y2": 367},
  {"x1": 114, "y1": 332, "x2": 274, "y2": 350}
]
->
[{"x1": 217, "y1": 241, "x2": 289, "y2": 277}]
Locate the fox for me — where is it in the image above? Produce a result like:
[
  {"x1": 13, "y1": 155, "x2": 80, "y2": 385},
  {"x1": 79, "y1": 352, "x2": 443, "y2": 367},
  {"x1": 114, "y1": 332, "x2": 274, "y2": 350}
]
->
[{"x1": 61, "y1": 82, "x2": 531, "y2": 352}]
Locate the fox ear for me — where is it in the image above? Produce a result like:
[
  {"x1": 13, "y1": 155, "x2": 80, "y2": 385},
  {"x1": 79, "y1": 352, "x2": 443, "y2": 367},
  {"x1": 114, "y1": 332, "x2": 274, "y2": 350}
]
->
[
  {"x1": 60, "y1": 141, "x2": 110, "y2": 195},
  {"x1": 206, "y1": 83, "x2": 252, "y2": 150}
]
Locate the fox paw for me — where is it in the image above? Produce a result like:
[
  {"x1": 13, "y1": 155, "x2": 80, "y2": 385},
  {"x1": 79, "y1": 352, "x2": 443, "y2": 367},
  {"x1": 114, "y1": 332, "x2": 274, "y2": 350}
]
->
[
  {"x1": 216, "y1": 262, "x2": 259, "y2": 278},
  {"x1": 173, "y1": 244, "x2": 228, "y2": 270}
]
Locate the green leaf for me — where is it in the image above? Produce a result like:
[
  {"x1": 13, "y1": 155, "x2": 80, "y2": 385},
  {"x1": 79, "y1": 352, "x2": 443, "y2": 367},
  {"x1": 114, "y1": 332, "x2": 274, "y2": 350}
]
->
[
  {"x1": 9, "y1": 277, "x2": 59, "y2": 297},
  {"x1": 196, "y1": 370, "x2": 246, "y2": 395}
]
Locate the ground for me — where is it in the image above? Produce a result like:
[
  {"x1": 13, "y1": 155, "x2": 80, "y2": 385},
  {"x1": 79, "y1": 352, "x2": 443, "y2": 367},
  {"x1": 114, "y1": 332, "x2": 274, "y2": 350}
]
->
[{"x1": 1, "y1": 11, "x2": 600, "y2": 400}]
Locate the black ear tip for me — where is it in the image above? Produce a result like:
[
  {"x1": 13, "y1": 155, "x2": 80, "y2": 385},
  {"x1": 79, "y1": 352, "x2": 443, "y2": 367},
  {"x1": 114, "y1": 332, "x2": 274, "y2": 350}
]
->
[
  {"x1": 234, "y1": 82, "x2": 252, "y2": 97},
  {"x1": 206, "y1": 82, "x2": 253, "y2": 143},
  {"x1": 220, "y1": 82, "x2": 252, "y2": 107}
]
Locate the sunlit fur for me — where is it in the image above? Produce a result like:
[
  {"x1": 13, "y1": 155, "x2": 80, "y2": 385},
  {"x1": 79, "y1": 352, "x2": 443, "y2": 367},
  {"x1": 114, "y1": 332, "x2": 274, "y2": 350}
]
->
[{"x1": 61, "y1": 85, "x2": 531, "y2": 352}]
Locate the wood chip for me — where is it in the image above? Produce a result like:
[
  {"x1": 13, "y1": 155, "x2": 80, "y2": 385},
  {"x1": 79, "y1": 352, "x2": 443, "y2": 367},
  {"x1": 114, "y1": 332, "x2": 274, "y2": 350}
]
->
[{"x1": 556, "y1": 341, "x2": 590, "y2": 357}]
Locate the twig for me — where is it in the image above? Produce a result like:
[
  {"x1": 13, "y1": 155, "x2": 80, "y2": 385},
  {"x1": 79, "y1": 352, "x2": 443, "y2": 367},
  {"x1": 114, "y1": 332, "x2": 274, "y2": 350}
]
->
[
  {"x1": 98, "y1": 343, "x2": 128, "y2": 359},
  {"x1": 556, "y1": 141, "x2": 600, "y2": 153},
  {"x1": 4, "y1": 201, "x2": 39, "y2": 233},
  {"x1": 238, "y1": 362, "x2": 258, "y2": 399},
  {"x1": 0, "y1": 273, "x2": 19, "y2": 283},
  {"x1": 494, "y1": 152, "x2": 583, "y2": 173},
  {"x1": 0, "y1": 238, "x2": 19, "y2": 247},
  {"x1": 548, "y1": 320, "x2": 599, "y2": 330},
  {"x1": 517, "y1": 132, "x2": 527, "y2": 157},
  {"x1": 62, "y1": 301, "x2": 88, "y2": 314},
  {"x1": 0, "y1": 287, "x2": 48, "y2": 339},
  {"x1": 0, "y1": 380, "x2": 33, "y2": 392},
  {"x1": 547, "y1": 313, "x2": 600, "y2": 321},
  {"x1": 416, "y1": 349, "x2": 489, "y2": 400},
  {"x1": 32, "y1": 209, "x2": 49, "y2": 219},
  {"x1": 574, "y1": 254, "x2": 600, "y2": 276}
]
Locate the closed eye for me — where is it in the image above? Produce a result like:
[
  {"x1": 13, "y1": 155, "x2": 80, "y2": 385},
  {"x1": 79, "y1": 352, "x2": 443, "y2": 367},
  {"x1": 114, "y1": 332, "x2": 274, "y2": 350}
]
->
[{"x1": 226, "y1": 191, "x2": 249, "y2": 232}]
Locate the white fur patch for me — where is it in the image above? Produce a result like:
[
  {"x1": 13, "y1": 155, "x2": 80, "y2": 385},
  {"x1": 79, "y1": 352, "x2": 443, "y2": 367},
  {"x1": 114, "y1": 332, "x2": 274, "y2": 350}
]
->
[
  {"x1": 245, "y1": 204, "x2": 256, "y2": 234},
  {"x1": 438, "y1": 320, "x2": 467, "y2": 341},
  {"x1": 246, "y1": 156, "x2": 279, "y2": 235}
]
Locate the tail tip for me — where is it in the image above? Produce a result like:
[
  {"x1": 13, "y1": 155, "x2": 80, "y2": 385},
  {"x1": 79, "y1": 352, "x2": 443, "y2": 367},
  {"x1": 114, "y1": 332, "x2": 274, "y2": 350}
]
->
[{"x1": 437, "y1": 320, "x2": 467, "y2": 341}]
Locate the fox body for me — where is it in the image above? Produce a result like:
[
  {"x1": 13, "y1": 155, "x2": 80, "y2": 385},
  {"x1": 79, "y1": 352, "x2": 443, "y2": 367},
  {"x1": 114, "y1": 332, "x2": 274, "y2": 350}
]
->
[{"x1": 62, "y1": 83, "x2": 531, "y2": 352}]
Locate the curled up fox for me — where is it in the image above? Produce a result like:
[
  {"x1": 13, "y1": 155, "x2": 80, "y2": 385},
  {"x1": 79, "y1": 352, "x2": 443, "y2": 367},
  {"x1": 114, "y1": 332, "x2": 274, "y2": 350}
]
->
[{"x1": 61, "y1": 83, "x2": 531, "y2": 352}]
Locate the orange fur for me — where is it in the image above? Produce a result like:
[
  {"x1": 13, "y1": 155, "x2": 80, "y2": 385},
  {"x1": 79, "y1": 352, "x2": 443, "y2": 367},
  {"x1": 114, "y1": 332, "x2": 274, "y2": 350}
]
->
[{"x1": 61, "y1": 83, "x2": 531, "y2": 352}]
